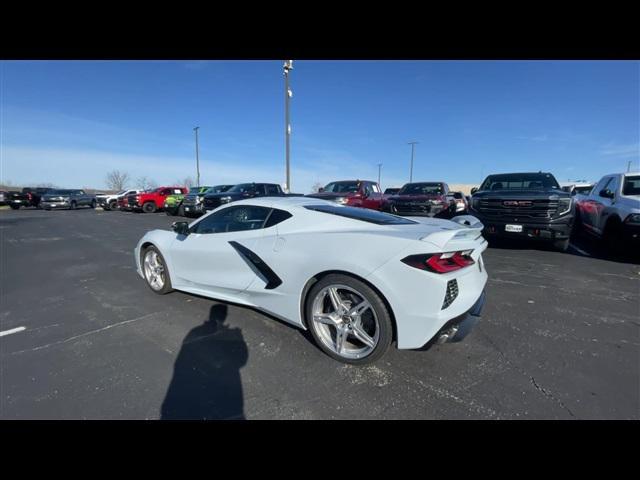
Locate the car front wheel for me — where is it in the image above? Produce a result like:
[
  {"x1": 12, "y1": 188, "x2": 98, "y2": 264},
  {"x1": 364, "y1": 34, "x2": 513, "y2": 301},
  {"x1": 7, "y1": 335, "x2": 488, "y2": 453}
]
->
[
  {"x1": 142, "y1": 202, "x2": 156, "y2": 213},
  {"x1": 142, "y1": 246, "x2": 173, "y2": 294},
  {"x1": 306, "y1": 274, "x2": 393, "y2": 364}
]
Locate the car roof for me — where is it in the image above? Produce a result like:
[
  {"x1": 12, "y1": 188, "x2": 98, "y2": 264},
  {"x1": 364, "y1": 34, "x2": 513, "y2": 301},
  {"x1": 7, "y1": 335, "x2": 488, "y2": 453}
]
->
[{"x1": 228, "y1": 196, "x2": 334, "y2": 210}]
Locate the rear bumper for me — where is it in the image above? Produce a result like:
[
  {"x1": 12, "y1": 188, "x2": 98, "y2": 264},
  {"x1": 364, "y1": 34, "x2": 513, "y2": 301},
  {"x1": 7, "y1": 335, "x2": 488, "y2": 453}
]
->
[
  {"x1": 435, "y1": 291, "x2": 485, "y2": 344},
  {"x1": 471, "y1": 211, "x2": 574, "y2": 241}
]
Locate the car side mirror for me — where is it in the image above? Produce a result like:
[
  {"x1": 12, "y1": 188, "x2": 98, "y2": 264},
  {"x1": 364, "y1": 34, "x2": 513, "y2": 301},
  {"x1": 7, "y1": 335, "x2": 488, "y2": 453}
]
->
[
  {"x1": 318, "y1": 187, "x2": 325, "y2": 193},
  {"x1": 470, "y1": 187, "x2": 478, "y2": 195},
  {"x1": 599, "y1": 189, "x2": 614, "y2": 199},
  {"x1": 172, "y1": 221, "x2": 190, "y2": 236}
]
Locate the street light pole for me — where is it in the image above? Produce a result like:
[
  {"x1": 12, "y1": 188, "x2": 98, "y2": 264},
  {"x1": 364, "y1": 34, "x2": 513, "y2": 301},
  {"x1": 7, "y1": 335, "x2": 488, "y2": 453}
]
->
[
  {"x1": 193, "y1": 126, "x2": 200, "y2": 187},
  {"x1": 284, "y1": 60, "x2": 294, "y2": 193},
  {"x1": 377, "y1": 163, "x2": 382, "y2": 186},
  {"x1": 407, "y1": 141, "x2": 418, "y2": 182},
  {"x1": 628, "y1": 160, "x2": 633, "y2": 173}
]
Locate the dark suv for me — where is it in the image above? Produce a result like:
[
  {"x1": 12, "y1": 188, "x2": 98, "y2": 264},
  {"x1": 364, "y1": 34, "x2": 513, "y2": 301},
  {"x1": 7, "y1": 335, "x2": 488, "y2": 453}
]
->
[{"x1": 469, "y1": 172, "x2": 574, "y2": 251}]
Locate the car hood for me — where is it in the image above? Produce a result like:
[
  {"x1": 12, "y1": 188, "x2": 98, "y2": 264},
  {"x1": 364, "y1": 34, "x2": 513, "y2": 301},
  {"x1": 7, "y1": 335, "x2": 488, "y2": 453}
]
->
[
  {"x1": 306, "y1": 192, "x2": 352, "y2": 200},
  {"x1": 388, "y1": 194, "x2": 446, "y2": 202},
  {"x1": 472, "y1": 189, "x2": 570, "y2": 199},
  {"x1": 619, "y1": 195, "x2": 640, "y2": 212}
]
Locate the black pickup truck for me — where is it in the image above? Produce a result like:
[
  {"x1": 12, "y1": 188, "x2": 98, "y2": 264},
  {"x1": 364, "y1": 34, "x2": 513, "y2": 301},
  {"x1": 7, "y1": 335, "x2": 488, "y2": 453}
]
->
[
  {"x1": 6, "y1": 187, "x2": 55, "y2": 209},
  {"x1": 469, "y1": 172, "x2": 574, "y2": 251},
  {"x1": 203, "y1": 183, "x2": 303, "y2": 211}
]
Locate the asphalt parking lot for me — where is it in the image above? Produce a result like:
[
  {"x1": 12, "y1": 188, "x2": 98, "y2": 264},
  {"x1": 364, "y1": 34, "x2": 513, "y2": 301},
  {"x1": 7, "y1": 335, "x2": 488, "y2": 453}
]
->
[{"x1": 1, "y1": 207, "x2": 638, "y2": 419}]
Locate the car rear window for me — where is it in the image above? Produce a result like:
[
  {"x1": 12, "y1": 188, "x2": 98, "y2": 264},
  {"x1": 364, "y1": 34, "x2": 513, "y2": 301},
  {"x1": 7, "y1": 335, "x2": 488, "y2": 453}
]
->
[
  {"x1": 304, "y1": 204, "x2": 417, "y2": 225},
  {"x1": 623, "y1": 176, "x2": 640, "y2": 196}
]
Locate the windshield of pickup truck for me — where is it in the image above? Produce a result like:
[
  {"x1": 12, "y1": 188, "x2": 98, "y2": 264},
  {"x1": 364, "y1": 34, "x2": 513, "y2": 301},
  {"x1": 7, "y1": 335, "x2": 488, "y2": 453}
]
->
[
  {"x1": 323, "y1": 181, "x2": 360, "y2": 193},
  {"x1": 623, "y1": 176, "x2": 640, "y2": 196},
  {"x1": 206, "y1": 185, "x2": 232, "y2": 194},
  {"x1": 227, "y1": 183, "x2": 257, "y2": 193},
  {"x1": 480, "y1": 173, "x2": 560, "y2": 191},
  {"x1": 399, "y1": 183, "x2": 444, "y2": 195}
]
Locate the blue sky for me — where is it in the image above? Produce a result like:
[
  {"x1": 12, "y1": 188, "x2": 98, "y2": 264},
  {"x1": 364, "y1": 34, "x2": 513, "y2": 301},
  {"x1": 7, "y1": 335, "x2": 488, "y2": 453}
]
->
[{"x1": 1, "y1": 60, "x2": 638, "y2": 192}]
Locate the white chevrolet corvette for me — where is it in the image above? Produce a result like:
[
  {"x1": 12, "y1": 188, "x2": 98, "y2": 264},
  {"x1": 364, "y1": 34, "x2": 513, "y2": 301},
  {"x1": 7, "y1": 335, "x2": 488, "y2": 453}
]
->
[{"x1": 134, "y1": 197, "x2": 488, "y2": 364}]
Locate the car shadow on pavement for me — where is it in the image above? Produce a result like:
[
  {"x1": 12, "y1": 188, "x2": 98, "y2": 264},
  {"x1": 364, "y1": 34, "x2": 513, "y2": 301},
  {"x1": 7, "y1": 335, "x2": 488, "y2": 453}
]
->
[{"x1": 160, "y1": 304, "x2": 248, "y2": 420}]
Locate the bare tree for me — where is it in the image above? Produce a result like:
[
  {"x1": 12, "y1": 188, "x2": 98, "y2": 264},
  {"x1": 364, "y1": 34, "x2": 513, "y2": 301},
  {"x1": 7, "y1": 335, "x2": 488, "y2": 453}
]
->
[
  {"x1": 175, "y1": 176, "x2": 195, "y2": 188},
  {"x1": 105, "y1": 170, "x2": 130, "y2": 191},
  {"x1": 136, "y1": 176, "x2": 157, "y2": 191},
  {"x1": 311, "y1": 181, "x2": 324, "y2": 193}
]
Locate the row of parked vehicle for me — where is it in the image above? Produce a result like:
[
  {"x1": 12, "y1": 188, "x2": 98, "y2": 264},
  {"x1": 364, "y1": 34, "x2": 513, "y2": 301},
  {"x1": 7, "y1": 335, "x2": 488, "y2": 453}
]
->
[{"x1": 3, "y1": 171, "x2": 637, "y2": 255}]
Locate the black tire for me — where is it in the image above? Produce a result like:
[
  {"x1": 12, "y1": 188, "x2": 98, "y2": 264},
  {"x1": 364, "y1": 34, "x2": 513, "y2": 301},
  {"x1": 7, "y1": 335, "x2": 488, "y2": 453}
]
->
[
  {"x1": 305, "y1": 273, "x2": 393, "y2": 365},
  {"x1": 553, "y1": 238, "x2": 570, "y2": 252},
  {"x1": 9, "y1": 204, "x2": 20, "y2": 210},
  {"x1": 70, "y1": 201, "x2": 77, "y2": 210},
  {"x1": 109, "y1": 200, "x2": 118, "y2": 211},
  {"x1": 142, "y1": 202, "x2": 157, "y2": 213},
  {"x1": 177, "y1": 204, "x2": 185, "y2": 217},
  {"x1": 141, "y1": 246, "x2": 173, "y2": 295},
  {"x1": 90, "y1": 199, "x2": 97, "y2": 209},
  {"x1": 602, "y1": 219, "x2": 622, "y2": 254},
  {"x1": 165, "y1": 207, "x2": 176, "y2": 216}
]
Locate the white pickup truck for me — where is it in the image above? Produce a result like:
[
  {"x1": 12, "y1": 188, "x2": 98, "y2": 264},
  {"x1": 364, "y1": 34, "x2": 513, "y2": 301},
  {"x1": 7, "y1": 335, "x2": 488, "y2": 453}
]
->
[
  {"x1": 96, "y1": 189, "x2": 141, "y2": 211},
  {"x1": 574, "y1": 172, "x2": 640, "y2": 250}
]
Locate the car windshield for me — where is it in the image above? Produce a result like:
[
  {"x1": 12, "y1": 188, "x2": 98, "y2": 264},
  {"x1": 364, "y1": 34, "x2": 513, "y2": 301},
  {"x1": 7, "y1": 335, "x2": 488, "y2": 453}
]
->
[
  {"x1": 384, "y1": 188, "x2": 400, "y2": 194},
  {"x1": 323, "y1": 181, "x2": 360, "y2": 193},
  {"x1": 207, "y1": 185, "x2": 233, "y2": 194},
  {"x1": 623, "y1": 176, "x2": 640, "y2": 196},
  {"x1": 399, "y1": 183, "x2": 444, "y2": 195},
  {"x1": 188, "y1": 187, "x2": 206, "y2": 194},
  {"x1": 574, "y1": 185, "x2": 594, "y2": 195},
  {"x1": 480, "y1": 173, "x2": 560, "y2": 191},
  {"x1": 50, "y1": 190, "x2": 73, "y2": 195},
  {"x1": 304, "y1": 204, "x2": 417, "y2": 225},
  {"x1": 227, "y1": 183, "x2": 255, "y2": 193}
]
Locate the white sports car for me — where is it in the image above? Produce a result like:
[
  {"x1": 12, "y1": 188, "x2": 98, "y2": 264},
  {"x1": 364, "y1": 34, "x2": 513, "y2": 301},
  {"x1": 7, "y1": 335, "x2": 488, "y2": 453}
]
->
[{"x1": 134, "y1": 197, "x2": 488, "y2": 364}]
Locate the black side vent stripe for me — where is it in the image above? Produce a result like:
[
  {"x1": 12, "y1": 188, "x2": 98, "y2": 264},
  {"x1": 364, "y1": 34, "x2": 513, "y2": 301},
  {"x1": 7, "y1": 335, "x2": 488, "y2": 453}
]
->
[{"x1": 228, "y1": 241, "x2": 282, "y2": 290}]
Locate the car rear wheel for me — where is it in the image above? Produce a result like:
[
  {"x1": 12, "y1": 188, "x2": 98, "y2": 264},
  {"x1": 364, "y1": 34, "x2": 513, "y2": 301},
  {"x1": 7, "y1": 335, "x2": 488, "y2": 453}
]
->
[
  {"x1": 306, "y1": 274, "x2": 393, "y2": 364},
  {"x1": 108, "y1": 200, "x2": 118, "y2": 210},
  {"x1": 142, "y1": 202, "x2": 156, "y2": 213},
  {"x1": 142, "y1": 246, "x2": 173, "y2": 294},
  {"x1": 90, "y1": 200, "x2": 97, "y2": 209},
  {"x1": 10, "y1": 204, "x2": 20, "y2": 210}
]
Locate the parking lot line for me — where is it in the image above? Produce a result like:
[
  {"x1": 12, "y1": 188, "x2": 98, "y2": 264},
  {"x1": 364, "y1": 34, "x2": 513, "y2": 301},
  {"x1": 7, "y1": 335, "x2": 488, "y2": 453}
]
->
[{"x1": 0, "y1": 326, "x2": 26, "y2": 337}]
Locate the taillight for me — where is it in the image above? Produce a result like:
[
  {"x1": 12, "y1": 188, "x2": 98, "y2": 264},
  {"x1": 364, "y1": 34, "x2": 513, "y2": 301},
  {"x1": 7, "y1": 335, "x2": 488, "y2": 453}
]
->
[{"x1": 401, "y1": 250, "x2": 475, "y2": 273}]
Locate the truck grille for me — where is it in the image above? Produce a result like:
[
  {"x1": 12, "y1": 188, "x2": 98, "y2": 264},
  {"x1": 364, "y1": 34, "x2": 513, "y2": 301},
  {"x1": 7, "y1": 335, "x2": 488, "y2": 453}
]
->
[
  {"x1": 442, "y1": 279, "x2": 458, "y2": 310},
  {"x1": 476, "y1": 199, "x2": 558, "y2": 219},
  {"x1": 392, "y1": 202, "x2": 432, "y2": 214},
  {"x1": 203, "y1": 197, "x2": 221, "y2": 209}
]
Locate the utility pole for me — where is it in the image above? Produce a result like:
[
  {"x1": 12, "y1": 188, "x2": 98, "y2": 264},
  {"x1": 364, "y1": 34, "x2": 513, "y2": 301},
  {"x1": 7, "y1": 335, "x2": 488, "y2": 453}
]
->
[
  {"x1": 284, "y1": 60, "x2": 294, "y2": 193},
  {"x1": 193, "y1": 126, "x2": 200, "y2": 187},
  {"x1": 377, "y1": 163, "x2": 382, "y2": 186},
  {"x1": 628, "y1": 160, "x2": 633, "y2": 172},
  {"x1": 407, "y1": 141, "x2": 418, "y2": 183}
]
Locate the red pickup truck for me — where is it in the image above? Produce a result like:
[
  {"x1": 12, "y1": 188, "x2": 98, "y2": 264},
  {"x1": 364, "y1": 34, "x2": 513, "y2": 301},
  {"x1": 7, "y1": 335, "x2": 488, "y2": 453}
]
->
[
  {"x1": 306, "y1": 180, "x2": 385, "y2": 210},
  {"x1": 126, "y1": 186, "x2": 188, "y2": 213}
]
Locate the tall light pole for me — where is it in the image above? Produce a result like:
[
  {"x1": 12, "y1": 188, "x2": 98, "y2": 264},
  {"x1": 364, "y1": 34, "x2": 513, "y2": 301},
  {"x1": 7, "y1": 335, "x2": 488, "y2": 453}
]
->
[
  {"x1": 284, "y1": 60, "x2": 294, "y2": 193},
  {"x1": 408, "y1": 141, "x2": 418, "y2": 182},
  {"x1": 628, "y1": 160, "x2": 633, "y2": 172},
  {"x1": 193, "y1": 126, "x2": 200, "y2": 187},
  {"x1": 377, "y1": 163, "x2": 383, "y2": 186}
]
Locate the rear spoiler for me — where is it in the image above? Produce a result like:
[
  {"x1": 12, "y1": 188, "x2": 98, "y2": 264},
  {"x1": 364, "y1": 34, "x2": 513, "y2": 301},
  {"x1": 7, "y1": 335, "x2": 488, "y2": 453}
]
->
[{"x1": 414, "y1": 215, "x2": 485, "y2": 249}]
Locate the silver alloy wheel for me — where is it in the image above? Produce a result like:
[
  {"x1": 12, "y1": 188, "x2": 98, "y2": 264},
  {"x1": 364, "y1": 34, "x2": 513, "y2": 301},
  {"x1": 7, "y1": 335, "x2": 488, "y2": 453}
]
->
[
  {"x1": 311, "y1": 284, "x2": 380, "y2": 360},
  {"x1": 143, "y1": 250, "x2": 165, "y2": 291}
]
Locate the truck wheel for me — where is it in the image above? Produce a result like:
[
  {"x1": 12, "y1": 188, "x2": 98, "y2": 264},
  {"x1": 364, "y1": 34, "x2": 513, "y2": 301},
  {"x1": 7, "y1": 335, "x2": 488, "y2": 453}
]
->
[
  {"x1": 178, "y1": 205, "x2": 185, "y2": 217},
  {"x1": 602, "y1": 219, "x2": 622, "y2": 253},
  {"x1": 142, "y1": 202, "x2": 157, "y2": 213},
  {"x1": 142, "y1": 246, "x2": 173, "y2": 295},
  {"x1": 10, "y1": 204, "x2": 20, "y2": 210},
  {"x1": 90, "y1": 200, "x2": 97, "y2": 209},
  {"x1": 553, "y1": 238, "x2": 570, "y2": 252},
  {"x1": 70, "y1": 201, "x2": 77, "y2": 210},
  {"x1": 108, "y1": 200, "x2": 118, "y2": 210},
  {"x1": 305, "y1": 273, "x2": 393, "y2": 365},
  {"x1": 165, "y1": 207, "x2": 176, "y2": 216}
]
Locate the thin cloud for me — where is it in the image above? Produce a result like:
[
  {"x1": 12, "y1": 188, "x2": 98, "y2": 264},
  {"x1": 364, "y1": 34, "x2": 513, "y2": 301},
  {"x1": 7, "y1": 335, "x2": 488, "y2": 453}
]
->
[{"x1": 599, "y1": 143, "x2": 639, "y2": 159}]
